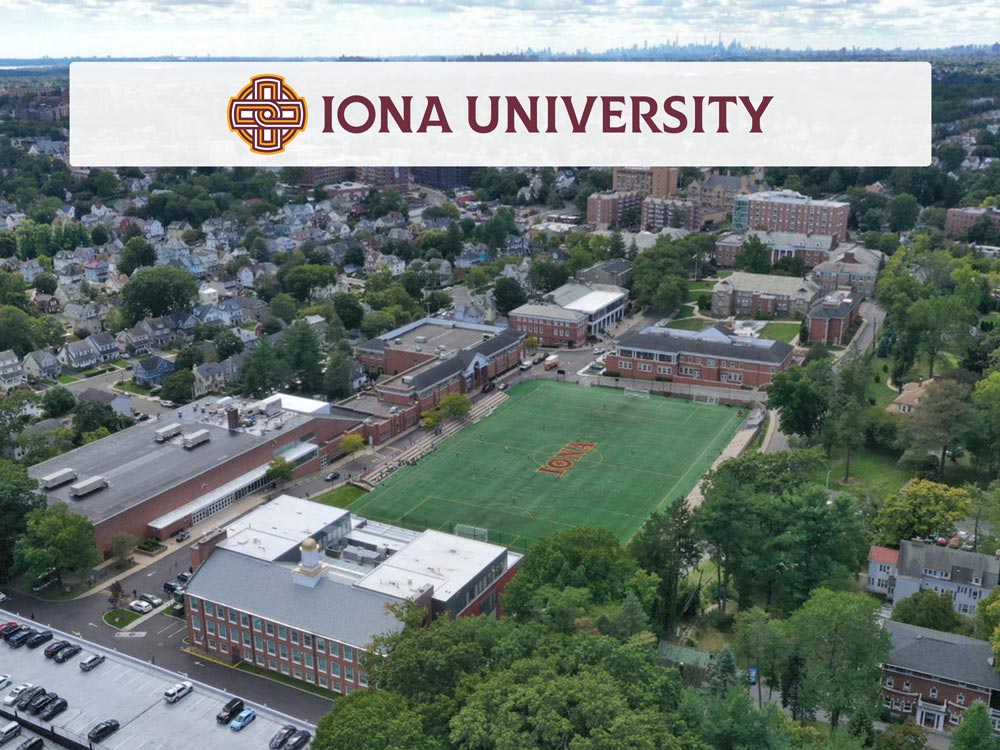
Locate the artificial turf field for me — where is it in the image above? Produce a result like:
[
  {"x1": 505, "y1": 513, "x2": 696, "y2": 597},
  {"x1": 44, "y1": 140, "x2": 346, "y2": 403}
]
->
[{"x1": 350, "y1": 380, "x2": 743, "y2": 549}]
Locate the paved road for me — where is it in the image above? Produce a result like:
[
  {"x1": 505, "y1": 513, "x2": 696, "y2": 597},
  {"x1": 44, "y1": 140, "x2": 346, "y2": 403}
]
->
[{"x1": 60, "y1": 360, "x2": 175, "y2": 418}]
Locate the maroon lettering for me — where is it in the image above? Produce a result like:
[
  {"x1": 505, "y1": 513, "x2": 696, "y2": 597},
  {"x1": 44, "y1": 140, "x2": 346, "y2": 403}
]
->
[
  {"x1": 661, "y1": 96, "x2": 687, "y2": 134},
  {"x1": 562, "y1": 95, "x2": 597, "y2": 133},
  {"x1": 602, "y1": 96, "x2": 626, "y2": 133},
  {"x1": 505, "y1": 96, "x2": 539, "y2": 133},
  {"x1": 378, "y1": 95, "x2": 412, "y2": 133},
  {"x1": 417, "y1": 96, "x2": 452, "y2": 133},
  {"x1": 631, "y1": 96, "x2": 659, "y2": 133},
  {"x1": 692, "y1": 95, "x2": 705, "y2": 133},
  {"x1": 708, "y1": 96, "x2": 738, "y2": 133},
  {"x1": 338, "y1": 95, "x2": 376, "y2": 134},
  {"x1": 740, "y1": 95, "x2": 773, "y2": 133},
  {"x1": 467, "y1": 95, "x2": 500, "y2": 133}
]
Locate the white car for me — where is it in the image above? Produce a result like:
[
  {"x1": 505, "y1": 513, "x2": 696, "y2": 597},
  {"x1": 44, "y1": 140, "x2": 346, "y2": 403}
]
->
[
  {"x1": 139, "y1": 593, "x2": 163, "y2": 608},
  {"x1": 128, "y1": 599, "x2": 153, "y2": 614},
  {"x1": 0, "y1": 675, "x2": 9, "y2": 691},
  {"x1": 0, "y1": 592, "x2": 8, "y2": 603},
  {"x1": 163, "y1": 681, "x2": 193, "y2": 704},
  {"x1": 3, "y1": 683, "x2": 32, "y2": 707}
]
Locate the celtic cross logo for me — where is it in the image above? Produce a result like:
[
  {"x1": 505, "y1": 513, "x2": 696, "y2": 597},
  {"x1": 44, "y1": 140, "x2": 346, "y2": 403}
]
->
[{"x1": 228, "y1": 74, "x2": 308, "y2": 154}]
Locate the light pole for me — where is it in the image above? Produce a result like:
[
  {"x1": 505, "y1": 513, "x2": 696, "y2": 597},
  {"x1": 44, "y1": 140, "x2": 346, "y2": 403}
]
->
[{"x1": 826, "y1": 468, "x2": 833, "y2": 489}]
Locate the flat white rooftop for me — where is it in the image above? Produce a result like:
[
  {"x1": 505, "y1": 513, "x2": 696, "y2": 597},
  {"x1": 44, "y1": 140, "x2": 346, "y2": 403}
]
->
[
  {"x1": 564, "y1": 290, "x2": 626, "y2": 314},
  {"x1": 260, "y1": 393, "x2": 331, "y2": 415},
  {"x1": 218, "y1": 492, "x2": 348, "y2": 561}
]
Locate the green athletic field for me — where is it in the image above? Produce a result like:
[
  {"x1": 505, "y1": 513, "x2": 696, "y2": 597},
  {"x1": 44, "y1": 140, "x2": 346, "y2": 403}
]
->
[{"x1": 350, "y1": 380, "x2": 743, "y2": 550}]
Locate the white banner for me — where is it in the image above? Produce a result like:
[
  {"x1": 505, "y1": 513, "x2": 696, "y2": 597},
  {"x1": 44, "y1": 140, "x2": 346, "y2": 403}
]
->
[{"x1": 69, "y1": 61, "x2": 930, "y2": 167}]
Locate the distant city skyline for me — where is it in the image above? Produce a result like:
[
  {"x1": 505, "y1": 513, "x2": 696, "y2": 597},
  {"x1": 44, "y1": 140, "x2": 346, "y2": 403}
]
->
[{"x1": 0, "y1": 0, "x2": 998, "y2": 59}]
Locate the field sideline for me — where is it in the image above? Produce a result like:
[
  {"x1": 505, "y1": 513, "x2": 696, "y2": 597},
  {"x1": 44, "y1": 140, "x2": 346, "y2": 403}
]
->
[{"x1": 350, "y1": 380, "x2": 743, "y2": 549}]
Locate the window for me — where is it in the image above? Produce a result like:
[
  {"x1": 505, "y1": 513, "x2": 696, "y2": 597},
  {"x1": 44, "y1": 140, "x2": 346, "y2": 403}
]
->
[
  {"x1": 278, "y1": 625, "x2": 287, "y2": 640},
  {"x1": 290, "y1": 630, "x2": 300, "y2": 645},
  {"x1": 267, "y1": 640, "x2": 276, "y2": 656},
  {"x1": 292, "y1": 649, "x2": 302, "y2": 665},
  {"x1": 344, "y1": 646, "x2": 355, "y2": 661},
  {"x1": 265, "y1": 622, "x2": 274, "y2": 636},
  {"x1": 903, "y1": 702, "x2": 913, "y2": 713},
  {"x1": 220, "y1": 642, "x2": 228, "y2": 654},
  {"x1": 359, "y1": 671, "x2": 368, "y2": 687},
  {"x1": 241, "y1": 613, "x2": 249, "y2": 628},
  {"x1": 331, "y1": 662, "x2": 341, "y2": 677},
  {"x1": 228, "y1": 609, "x2": 237, "y2": 624},
  {"x1": 903, "y1": 681, "x2": 911, "y2": 691},
  {"x1": 268, "y1": 659, "x2": 277, "y2": 671},
  {"x1": 304, "y1": 634, "x2": 312, "y2": 648},
  {"x1": 951, "y1": 713, "x2": 961, "y2": 725},
  {"x1": 191, "y1": 615, "x2": 202, "y2": 631},
  {"x1": 281, "y1": 664, "x2": 289, "y2": 675},
  {"x1": 318, "y1": 657, "x2": 327, "y2": 672},
  {"x1": 189, "y1": 598, "x2": 199, "y2": 612},
  {"x1": 346, "y1": 666, "x2": 355, "y2": 682},
  {"x1": 930, "y1": 687, "x2": 938, "y2": 699},
  {"x1": 317, "y1": 638, "x2": 326, "y2": 653},
  {"x1": 319, "y1": 677, "x2": 328, "y2": 689},
  {"x1": 280, "y1": 644, "x2": 289, "y2": 660},
  {"x1": 256, "y1": 655, "x2": 264, "y2": 666},
  {"x1": 255, "y1": 637, "x2": 264, "y2": 651},
  {"x1": 885, "y1": 678, "x2": 894, "y2": 689},
  {"x1": 208, "y1": 639, "x2": 217, "y2": 650},
  {"x1": 330, "y1": 642, "x2": 340, "y2": 658},
  {"x1": 218, "y1": 624, "x2": 228, "y2": 640},
  {"x1": 347, "y1": 686, "x2": 355, "y2": 694},
  {"x1": 332, "y1": 682, "x2": 342, "y2": 694},
  {"x1": 637, "y1": 363, "x2": 652, "y2": 373},
  {"x1": 204, "y1": 602, "x2": 214, "y2": 616},
  {"x1": 958, "y1": 694, "x2": 966, "y2": 706},
  {"x1": 207, "y1": 620, "x2": 216, "y2": 635},
  {"x1": 293, "y1": 668, "x2": 302, "y2": 680},
  {"x1": 305, "y1": 653, "x2": 314, "y2": 668},
  {"x1": 253, "y1": 617, "x2": 262, "y2": 632},
  {"x1": 241, "y1": 631, "x2": 250, "y2": 646},
  {"x1": 620, "y1": 361, "x2": 632, "y2": 370}
]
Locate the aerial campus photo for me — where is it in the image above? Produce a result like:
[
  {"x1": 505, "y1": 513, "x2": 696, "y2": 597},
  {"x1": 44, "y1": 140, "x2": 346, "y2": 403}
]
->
[{"x1": 2, "y1": 1, "x2": 1000, "y2": 749}]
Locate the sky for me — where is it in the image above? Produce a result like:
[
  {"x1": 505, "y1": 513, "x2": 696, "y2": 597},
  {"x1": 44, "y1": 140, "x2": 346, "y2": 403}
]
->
[{"x1": 0, "y1": 0, "x2": 998, "y2": 59}]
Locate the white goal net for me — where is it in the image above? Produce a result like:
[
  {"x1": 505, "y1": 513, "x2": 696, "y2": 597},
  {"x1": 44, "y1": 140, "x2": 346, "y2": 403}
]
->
[{"x1": 624, "y1": 387, "x2": 651, "y2": 400}]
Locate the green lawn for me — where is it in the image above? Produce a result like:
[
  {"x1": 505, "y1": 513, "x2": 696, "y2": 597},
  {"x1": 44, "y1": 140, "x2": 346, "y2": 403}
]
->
[
  {"x1": 677, "y1": 304, "x2": 696, "y2": 318},
  {"x1": 103, "y1": 608, "x2": 142, "y2": 629},
  {"x1": 350, "y1": 381, "x2": 743, "y2": 550},
  {"x1": 313, "y1": 483, "x2": 368, "y2": 508},
  {"x1": 760, "y1": 321, "x2": 800, "y2": 344},
  {"x1": 868, "y1": 355, "x2": 899, "y2": 410},
  {"x1": 56, "y1": 374, "x2": 79, "y2": 384},
  {"x1": 116, "y1": 380, "x2": 152, "y2": 395},
  {"x1": 665, "y1": 318, "x2": 712, "y2": 332}
]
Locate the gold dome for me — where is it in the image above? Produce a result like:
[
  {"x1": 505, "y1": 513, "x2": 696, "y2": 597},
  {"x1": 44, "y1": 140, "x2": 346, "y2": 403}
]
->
[{"x1": 301, "y1": 537, "x2": 318, "y2": 551}]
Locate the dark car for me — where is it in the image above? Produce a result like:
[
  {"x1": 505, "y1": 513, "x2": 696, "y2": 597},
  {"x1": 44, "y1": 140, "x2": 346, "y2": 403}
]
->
[
  {"x1": 15, "y1": 737, "x2": 43, "y2": 750},
  {"x1": 175, "y1": 530, "x2": 190, "y2": 542},
  {"x1": 88, "y1": 720, "x2": 120, "y2": 743},
  {"x1": 25, "y1": 631, "x2": 53, "y2": 650},
  {"x1": 27, "y1": 691, "x2": 57, "y2": 716},
  {"x1": 533, "y1": 354, "x2": 546, "y2": 364},
  {"x1": 285, "y1": 730, "x2": 312, "y2": 750},
  {"x1": 0, "y1": 622, "x2": 21, "y2": 640},
  {"x1": 163, "y1": 580, "x2": 180, "y2": 594},
  {"x1": 323, "y1": 471, "x2": 341, "y2": 482},
  {"x1": 8, "y1": 628, "x2": 37, "y2": 649},
  {"x1": 176, "y1": 571, "x2": 192, "y2": 584},
  {"x1": 39, "y1": 696, "x2": 68, "y2": 721},
  {"x1": 14, "y1": 685, "x2": 45, "y2": 710},
  {"x1": 269, "y1": 724, "x2": 296, "y2": 749},
  {"x1": 216, "y1": 697, "x2": 245, "y2": 725},
  {"x1": 44, "y1": 640, "x2": 69, "y2": 658},
  {"x1": 53, "y1": 644, "x2": 81, "y2": 663},
  {"x1": 481, "y1": 381, "x2": 496, "y2": 393}
]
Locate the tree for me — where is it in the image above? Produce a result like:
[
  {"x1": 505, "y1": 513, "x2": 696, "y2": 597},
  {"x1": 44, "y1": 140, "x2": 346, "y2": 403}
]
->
[
  {"x1": 708, "y1": 645, "x2": 739, "y2": 697},
  {"x1": 241, "y1": 339, "x2": 290, "y2": 398},
  {"x1": 885, "y1": 193, "x2": 921, "y2": 232},
  {"x1": 120, "y1": 267, "x2": 198, "y2": 325},
  {"x1": 890, "y1": 590, "x2": 965, "y2": 633},
  {"x1": 333, "y1": 293, "x2": 364, "y2": 330},
  {"x1": 72, "y1": 399, "x2": 120, "y2": 438},
  {"x1": 108, "y1": 579, "x2": 128, "y2": 609},
  {"x1": 904, "y1": 296, "x2": 971, "y2": 379},
  {"x1": 902, "y1": 379, "x2": 976, "y2": 479},
  {"x1": 874, "y1": 479, "x2": 972, "y2": 547},
  {"x1": 846, "y1": 702, "x2": 877, "y2": 749},
  {"x1": 0, "y1": 230, "x2": 17, "y2": 258},
  {"x1": 766, "y1": 361, "x2": 831, "y2": 438},
  {"x1": 734, "y1": 607, "x2": 787, "y2": 708},
  {"x1": 361, "y1": 311, "x2": 396, "y2": 340},
  {"x1": 936, "y1": 142, "x2": 965, "y2": 172},
  {"x1": 33, "y1": 272, "x2": 57, "y2": 295},
  {"x1": 118, "y1": 236, "x2": 156, "y2": 276},
  {"x1": 342, "y1": 433, "x2": 366, "y2": 456},
  {"x1": 528, "y1": 259, "x2": 570, "y2": 293},
  {"x1": 109, "y1": 532, "x2": 137, "y2": 570},
  {"x1": 42, "y1": 386, "x2": 76, "y2": 418},
  {"x1": 827, "y1": 357, "x2": 871, "y2": 481},
  {"x1": 438, "y1": 393, "x2": 471, "y2": 421},
  {"x1": 952, "y1": 702, "x2": 998, "y2": 750},
  {"x1": 160, "y1": 369, "x2": 195, "y2": 403},
  {"x1": 0, "y1": 460, "x2": 45, "y2": 581},
  {"x1": 324, "y1": 344, "x2": 357, "y2": 400},
  {"x1": 969, "y1": 372, "x2": 1000, "y2": 476},
  {"x1": 90, "y1": 225, "x2": 109, "y2": 246},
  {"x1": 174, "y1": 345, "x2": 205, "y2": 372},
  {"x1": 734, "y1": 235, "x2": 772, "y2": 273},
  {"x1": 0, "y1": 305, "x2": 37, "y2": 356},
  {"x1": 525, "y1": 336, "x2": 538, "y2": 353},
  {"x1": 787, "y1": 589, "x2": 890, "y2": 730},
  {"x1": 313, "y1": 690, "x2": 437, "y2": 750},
  {"x1": 270, "y1": 292, "x2": 298, "y2": 324},
  {"x1": 876, "y1": 721, "x2": 927, "y2": 750},
  {"x1": 492, "y1": 277, "x2": 527, "y2": 316},
  {"x1": 282, "y1": 320, "x2": 324, "y2": 391},
  {"x1": 266, "y1": 456, "x2": 295, "y2": 485},
  {"x1": 213, "y1": 328, "x2": 244, "y2": 360},
  {"x1": 13, "y1": 502, "x2": 100, "y2": 584},
  {"x1": 281, "y1": 264, "x2": 337, "y2": 302}
]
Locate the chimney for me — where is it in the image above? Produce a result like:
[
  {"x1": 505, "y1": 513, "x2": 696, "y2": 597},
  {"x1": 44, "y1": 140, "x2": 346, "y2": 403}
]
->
[
  {"x1": 226, "y1": 407, "x2": 239, "y2": 430},
  {"x1": 292, "y1": 537, "x2": 326, "y2": 588}
]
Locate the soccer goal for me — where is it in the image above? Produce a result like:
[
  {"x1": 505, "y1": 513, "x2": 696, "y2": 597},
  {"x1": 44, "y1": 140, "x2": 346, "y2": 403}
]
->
[
  {"x1": 623, "y1": 386, "x2": 651, "y2": 400},
  {"x1": 454, "y1": 523, "x2": 489, "y2": 542},
  {"x1": 694, "y1": 393, "x2": 720, "y2": 405}
]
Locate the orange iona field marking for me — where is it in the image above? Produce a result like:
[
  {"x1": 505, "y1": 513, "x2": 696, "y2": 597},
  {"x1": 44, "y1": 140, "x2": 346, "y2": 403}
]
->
[{"x1": 537, "y1": 442, "x2": 597, "y2": 476}]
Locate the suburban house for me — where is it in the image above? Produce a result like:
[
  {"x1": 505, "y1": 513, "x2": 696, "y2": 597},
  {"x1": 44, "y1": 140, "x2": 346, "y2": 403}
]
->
[
  {"x1": 0, "y1": 349, "x2": 26, "y2": 392},
  {"x1": 78, "y1": 387, "x2": 133, "y2": 418},
  {"x1": 710, "y1": 272, "x2": 820, "y2": 319},
  {"x1": 806, "y1": 290, "x2": 860, "y2": 346},
  {"x1": 63, "y1": 302, "x2": 105, "y2": 335},
  {"x1": 57, "y1": 338, "x2": 102, "y2": 370},
  {"x1": 21, "y1": 350, "x2": 61, "y2": 382},
  {"x1": 887, "y1": 378, "x2": 936, "y2": 414},
  {"x1": 193, "y1": 361, "x2": 226, "y2": 397},
  {"x1": 881, "y1": 620, "x2": 1000, "y2": 733},
  {"x1": 32, "y1": 294, "x2": 62, "y2": 314},
  {"x1": 865, "y1": 539, "x2": 1000, "y2": 616},
  {"x1": 605, "y1": 323, "x2": 795, "y2": 389},
  {"x1": 134, "y1": 355, "x2": 176, "y2": 387},
  {"x1": 89, "y1": 331, "x2": 121, "y2": 362}
]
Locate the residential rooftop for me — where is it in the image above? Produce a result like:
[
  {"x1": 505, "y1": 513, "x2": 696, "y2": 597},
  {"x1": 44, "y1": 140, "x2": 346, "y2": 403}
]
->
[{"x1": 884, "y1": 620, "x2": 1000, "y2": 692}]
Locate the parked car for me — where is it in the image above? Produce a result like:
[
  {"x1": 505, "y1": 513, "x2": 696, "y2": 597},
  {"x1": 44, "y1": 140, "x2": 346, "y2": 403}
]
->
[
  {"x1": 15, "y1": 736, "x2": 42, "y2": 750},
  {"x1": 14, "y1": 686, "x2": 45, "y2": 710},
  {"x1": 0, "y1": 623, "x2": 20, "y2": 640},
  {"x1": 44, "y1": 640, "x2": 70, "y2": 659},
  {"x1": 216, "y1": 697, "x2": 245, "y2": 725},
  {"x1": 748, "y1": 666, "x2": 759, "y2": 685},
  {"x1": 163, "y1": 681, "x2": 193, "y2": 704},
  {"x1": 519, "y1": 360, "x2": 533, "y2": 371},
  {"x1": 139, "y1": 593, "x2": 163, "y2": 608},
  {"x1": 3, "y1": 684, "x2": 32, "y2": 707},
  {"x1": 324, "y1": 471, "x2": 341, "y2": 482},
  {"x1": 78, "y1": 653, "x2": 105, "y2": 672},
  {"x1": 162, "y1": 580, "x2": 180, "y2": 594},
  {"x1": 498, "y1": 382, "x2": 509, "y2": 391},
  {"x1": 160, "y1": 400, "x2": 176, "y2": 408},
  {"x1": 27, "y1": 690, "x2": 57, "y2": 715},
  {"x1": 39, "y1": 697, "x2": 68, "y2": 721},
  {"x1": 481, "y1": 382, "x2": 496, "y2": 393},
  {"x1": 128, "y1": 600, "x2": 152, "y2": 614},
  {"x1": 0, "y1": 593, "x2": 8, "y2": 604},
  {"x1": 175, "y1": 530, "x2": 190, "y2": 542},
  {"x1": 88, "y1": 720, "x2": 120, "y2": 743},
  {"x1": 7, "y1": 629, "x2": 36, "y2": 649},
  {"x1": 285, "y1": 729, "x2": 312, "y2": 750},
  {"x1": 25, "y1": 631, "x2": 53, "y2": 650},
  {"x1": 230, "y1": 708, "x2": 257, "y2": 731},
  {"x1": 53, "y1": 644, "x2": 81, "y2": 663},
  {"x1": 593, "y1": 347, "x2": 606, "y2": 355},
  {"x1": 0, "y1": 675, "x2": 8, "y2": 691},
  {"x1": 269, "y1": 724, "x2": 297, "y2": 749},
  {"x1": 533, "y1": 354, "x2": 546, "y2": 365},
  {"x1": 177, "y1": 571, "x2": 192, "y2": 584}
]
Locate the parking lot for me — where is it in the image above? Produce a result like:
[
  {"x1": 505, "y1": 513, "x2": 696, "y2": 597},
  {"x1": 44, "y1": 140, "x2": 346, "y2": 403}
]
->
[{"x1": 0, "y1": 617, "x2": 314, "y2": 750}]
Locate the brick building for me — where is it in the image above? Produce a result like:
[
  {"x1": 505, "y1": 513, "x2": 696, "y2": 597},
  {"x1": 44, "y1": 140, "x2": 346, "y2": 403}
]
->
[
  {"x1": 881, "y1": 620, "x2": 1000, "y2": 733},
  {"x1": 359, "y1": 167, "x2": 410, "y2": 193},
  {"x1": 577, "y1": 259, "x2": 633, "y2": 288},
  {"x1": 945, "y1": 207, "x2": 1000, "y2": 237},
  {"x1": 685, "y1": 171, "x2": 767, "y2": 216},
  {"x1": 185, "y1": 496, "x2": 521, "y2": 694},
  {"x1": 611, "y1": 167, "x2": 679, "y2": 197},
  {"x1": 586, "y1": 191, "x2": 642, "y2": 228},
  {"x1": 733, "y1": 190, "x2": 850, "y2": 241},
  {"x1": 711, "y1": 272, "x2": 820, "y2": 318},
  {"x1": 322, "y1": 181, "x2": 371, "y2": 203},
  {"x1": 714, "y1": 231, "x2": 841, "y2": 269},
  {"x1": 605, "y1": 323, "x2": 794, "y2": 389},
  {"x1": 811, "y1": 246, "x2": 884, "y2": 298},
  {"x1": 641, "y1": 197, "x2": 703, "y2": 231},
  {"x1": 806, "y1": 290, "x2": 859, "y2": 345},
  {"x1": 302, "y1": 167, "x2": 352, "y2": 186},
  {"x1": 507, "y1": 305, "x2": 589, "y2": 347}
]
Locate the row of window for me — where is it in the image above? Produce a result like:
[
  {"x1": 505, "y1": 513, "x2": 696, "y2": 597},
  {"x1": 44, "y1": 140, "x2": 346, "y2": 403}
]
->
[{"x1": 885, "y1": 678, "x2": 965, "y2": 704}]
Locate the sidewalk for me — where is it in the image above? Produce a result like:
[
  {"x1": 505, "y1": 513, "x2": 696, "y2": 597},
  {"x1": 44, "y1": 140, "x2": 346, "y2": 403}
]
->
[{"x1": 685, "y1": 418, "x2": 762, "y2": 509}]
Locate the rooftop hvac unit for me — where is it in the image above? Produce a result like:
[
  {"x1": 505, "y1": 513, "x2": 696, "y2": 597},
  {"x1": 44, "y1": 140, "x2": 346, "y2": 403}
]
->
[
  {"x1": 389, "y1": 406, "x2": 399, "y2": 414},
  {"x1": 415, "y1": 336, "x2": 427, "y2": 343},
  {"x1": 414, "y1": 345, "x2": 422, "y2": 352},
  {"x1": 402, "y1": 376, "x2": 413, "y2": 384},
  {"x1": 394, "y1": 338, "x2": 402, "y2": 345},
  {"x1": 438, "y1": 353, "x2": 447, "y2": 360}
]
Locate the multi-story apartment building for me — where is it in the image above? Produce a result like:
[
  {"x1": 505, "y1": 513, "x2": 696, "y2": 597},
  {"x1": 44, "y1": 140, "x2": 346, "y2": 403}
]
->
[
  {"x1": 412, "y1": 167, "x2": 474, "y2": 190},
  {"x1": 711, "y1": 272, "x2": 820, "y2": 319},
  {"x1": 508, "y1": 305, "x2": 589, "y2": 348},
  {"x1": 945, "y1": 207, "x2": 1000, "y2": 237},
  {"x1": 685, "y1": 171, "x2": 766, "y2": 215},
  {"x1": 604, "y1": 323, "x2": 794, "y2": 389},
  {"x1": 733, "y1": 190, "x2": 850, "y2": 241},
  {"x1": 806, "y1": 290, "x2": 859, "y2": 346},
  {"x1": 881, "y1": 620, "x2": 1000, "y2": 734},
  {"x1": 865, "y1": 539, "x2": 1000, "y2": 616},
  {"x1": 586, "y1": 191, "x2": 643, "y2": 228},
  {"x1": 302, "y1": 167, "x2": 352, "y2": 186},
  {"x1": 611, "y1": 167, "x2": 679, "y2": 197},
  {"x1": 641, "y1": 197, "x2": 703, "y2": 231},
  {"x1": 185, "y1": 496, "x2": 521, "y2": 694},
  {"x1": 714, "y1": 231, "x2": 841, "y2": 269},
  {"x1": 359, "y1": 167, "x2": 410, "y2": 193}
]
